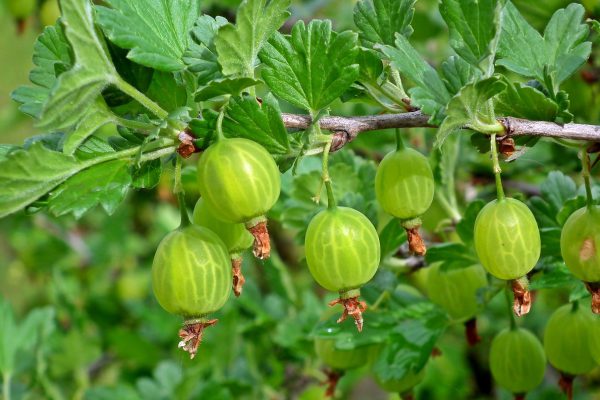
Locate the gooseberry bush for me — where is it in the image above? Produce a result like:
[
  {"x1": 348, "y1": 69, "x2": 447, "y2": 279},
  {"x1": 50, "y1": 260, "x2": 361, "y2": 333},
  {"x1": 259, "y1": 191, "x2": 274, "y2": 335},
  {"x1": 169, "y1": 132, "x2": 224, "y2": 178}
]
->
[{"x1": 1, "y1": 0, "x2": 600, "y2": 399}]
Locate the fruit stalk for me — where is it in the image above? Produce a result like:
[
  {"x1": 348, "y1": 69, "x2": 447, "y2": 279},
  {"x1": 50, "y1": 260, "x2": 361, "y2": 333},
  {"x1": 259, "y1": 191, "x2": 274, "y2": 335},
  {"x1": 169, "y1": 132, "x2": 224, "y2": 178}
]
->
[
  {"x1": 490, "y1": 134, "x2": 505, "y2": 200},
  {"x1": 174, "y1": 156, "x2": 190, "y2": 227},
  {"x1": 395, "y1": 128, "x2": 405, "y2": 151},
  {"x1": 581, "y1": 148, "x2": 594, "y2": 208}
]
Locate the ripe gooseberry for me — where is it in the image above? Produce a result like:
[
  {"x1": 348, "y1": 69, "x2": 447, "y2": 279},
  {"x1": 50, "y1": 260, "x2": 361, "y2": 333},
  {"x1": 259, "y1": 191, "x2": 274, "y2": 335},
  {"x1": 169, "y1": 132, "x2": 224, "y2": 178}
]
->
[
  {"x1": 197, "y1": 138, "x2": 281, "y2": 259},
  {"x1": 474, "y1": 198, "x2": 540, "y2": 280},
  {"x1": 489, "y1": 327, "x2": 546, "y2": 395},
  {"x1": 426, "y1": 262, "x2": 487, "y2": 322},
  {"x1": 6, "y1": 0, "x2": 35, "y2": 33},
  {"x1": 6, "y1": 0, "x2": 36, "y2": 18},
  {"x1": 375, "y1": 146, "x2": 434, "y2": 255},
  {"x1": 193, "y1": 198, "x2": 253, "y2": 297},
  {"x1": 375, "y1": 368, "x2": 425, "y2": 397},
  {"x1": 544, "y1": 302, "x2": 596, "y2": 376},
  {"x1": 305, "y1": 206, "x2": 380, "y2": 331},
  {"x1": 40, "y1": 0, "x2": 60, "y2": 27},
  {"x1": 560, "y1": 206, "x2": 600, "y2": 283},
  {"x1": 152, "y1": 225, "x2": 231, "y2": 358},
  {"x1": 314, "y1": 339, "x2": 377, "y2": 397},
  {"x1": 426, "y1": 262, "x2": 488, "y2": 345},
  {"x1": 590, "y1": 315, "x2": 600, "y2": 365}
]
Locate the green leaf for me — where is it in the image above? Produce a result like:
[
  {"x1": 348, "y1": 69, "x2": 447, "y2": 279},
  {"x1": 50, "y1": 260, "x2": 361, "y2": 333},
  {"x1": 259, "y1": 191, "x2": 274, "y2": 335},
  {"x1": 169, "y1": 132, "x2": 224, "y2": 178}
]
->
[
  {"x1": 373, "y1": 303, "x2": 447, "y2": 383},
  {"x1": 223, "y1": 94, "x2": 290, "y2": 154},
  {"x1": 97, "y1": 0, "x2": 200, "y2": 72},
  {"x1": 145, "y1": 71, "x2": 188, "y2": 112},
  {"x1": 0, "y1": 139, "x2": 174, "y2": 218},
  {"x1": 132, "y1": 160, "x2": 162, "y2": 189},
  {"x1": 11, "y1": 23, "x2": 72, "y2": 119},
  {"x1": 39, "y1": 0, "x2": 119, "y2": 132},
  {"x1": 353, "y1": 0, "x2": 415, "y2": 48},
  {"x1": 63, "y1": 99, "x2": 117, "y2": 155},
  {"x1": 357, "y1": 48, "x2": 384, "y2": 82},
  {"x1": 0, "y1": 143, "x2": 82, "y2": 217},
  {"x1": 379, "y1": 35, "x2": 450, "y2": 123},
  {"x1": 494, "y1": 81, "x2": 558, "y2": 121},
  {"x1": 529, "y1": 262, "x2": 579, "y2": 290},
  {"x1": 425, "y1": 243, "x2": 478, "y2": 266},
  {"x1": 0, "y1": 299, "x2": 54, "y2": 374},
  {"x1": 435, "y1": 76, "x2": 506, "y2": 148},
  {"x1": 259, "y1": 20, "x2": 360, "y2": 113},
  {"x1": 456, "y1": 199, "x2": 485, "y2": 244},
  {"x1": 439, "y1": 0, "x2": 499, "y2": 67},
  {"x1": 183, "y1": 15, "x2": 228, "y2": 85},
  {"x1": 540, "y1": 171, "x2": 577, "y2": 214},
  {"x1": 441, "y1": 56, "x2": 482, "y2": 97},
  {"x1": 215, "y1": 0, "x2": 291, "y2": 77},
  {"x1": 47, "y1": 160, "x2": 131, "y2": 218},
  {"x1": 497, "y1": 3, "x2": 591, "y2": 91},
  {"x1": 379, "y1": 219, "x2": 407, "y2": 259},
  {"x1": 195, "y1": 77, "x2": 261, "y2": 101}
]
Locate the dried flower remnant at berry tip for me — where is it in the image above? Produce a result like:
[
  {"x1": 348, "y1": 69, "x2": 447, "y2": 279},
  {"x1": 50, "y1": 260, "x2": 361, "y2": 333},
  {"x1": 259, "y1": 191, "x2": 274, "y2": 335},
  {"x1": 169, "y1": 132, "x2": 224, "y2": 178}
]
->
[
  {"x1": 585, "y1": 282, "x2": 600, "y2": 314},
  {"x1": 323, "y1": 369, "x2": 343, "y2": 398},
  {"x1": 558, "y1": 373, "x2": 574, "y2": 400},
  {"x1": 465, "y1": 318, "x2": 481, "y2": 346},
  {"x1": 178, "y1": 318, "x2": 218, "y2": 359},
  {"x1": 328, "y1": 295, "x2": 367, "y2": 332},
  {"x1": 512, "y1": 278, "x2": 532, "y2": 317},
  {"x1": 247, "y1": 220, "x2": 271, "y2": 259},
  {"x1": 405, "y1": 226, "x2": 426, "y2": 256},
  {"x1": 231, "y1": 256, "x2": 245, "y2": 297}
]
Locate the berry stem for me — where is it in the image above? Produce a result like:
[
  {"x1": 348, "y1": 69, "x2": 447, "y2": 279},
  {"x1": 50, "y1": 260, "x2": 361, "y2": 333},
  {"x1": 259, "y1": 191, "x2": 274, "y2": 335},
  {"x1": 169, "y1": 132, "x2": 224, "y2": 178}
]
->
[
  {"x1": 504, "y1": 283, "x2": 517, "y2": 330},
  {"x1": 3, "y1": 372, "x2": 11, "y2": 400},
  {"x1": 370, "y1": 290, "x2": 390, "y2": 310},
  {"x1": 321, "y1": 138, "x2": 337, "y2": 209},
  {"x1": 395, "y1": 128, "x2": 406, "y2": 151},
  {"x1": 571, "y1": 300, "x2": 580, "y2": 313},
  {"x1": 581, "y1": 147, "x2": 594, "y2": 208},
  {"x1": 174, "y1": 156, "x2": 191, "y2": 228},
  {"x1": 490, "y1": 133, "x2": 505, "y2": 201},
  {"x1": 215, "y1": 109, "x2": 226, "y2": 141},
  {"x1": 115, "y1": 77, "x2": 169, "y2": 120}
]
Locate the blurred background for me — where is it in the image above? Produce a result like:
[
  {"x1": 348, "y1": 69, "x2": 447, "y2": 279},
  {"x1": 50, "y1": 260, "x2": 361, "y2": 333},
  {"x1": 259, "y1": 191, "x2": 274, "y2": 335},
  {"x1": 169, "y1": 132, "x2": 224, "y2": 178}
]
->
[{"x1": 1, "y1": 0, "x2": 600, "y2": 399}]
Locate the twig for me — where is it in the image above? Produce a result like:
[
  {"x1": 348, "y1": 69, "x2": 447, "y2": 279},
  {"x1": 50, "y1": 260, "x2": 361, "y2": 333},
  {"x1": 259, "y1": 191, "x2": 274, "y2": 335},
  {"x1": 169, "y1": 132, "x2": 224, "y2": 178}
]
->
[{"x1": 281, "y1": 112, "x2": 600, "y2": 150}]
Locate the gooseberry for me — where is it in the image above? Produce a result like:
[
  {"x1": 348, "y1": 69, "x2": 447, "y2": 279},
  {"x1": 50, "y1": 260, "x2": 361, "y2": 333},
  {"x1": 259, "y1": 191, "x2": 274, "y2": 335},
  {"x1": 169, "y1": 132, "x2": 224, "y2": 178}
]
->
[
  {"x1": 152, "y1": 225, "x2": 231, "y2": 358},
  {"x1": 305, "y1": 206, "x2": 380, "y2": 331},
  {"x1": 197, "y1": 138, "x2": 281, "y2": 259}
]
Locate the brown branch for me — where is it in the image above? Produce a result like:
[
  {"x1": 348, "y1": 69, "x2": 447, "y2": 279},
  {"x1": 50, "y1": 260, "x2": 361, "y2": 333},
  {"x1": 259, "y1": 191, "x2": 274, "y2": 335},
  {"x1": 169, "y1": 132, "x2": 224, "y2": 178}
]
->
[{"x1": 282, "y1": 111, "x2": 600, "y2": 150}]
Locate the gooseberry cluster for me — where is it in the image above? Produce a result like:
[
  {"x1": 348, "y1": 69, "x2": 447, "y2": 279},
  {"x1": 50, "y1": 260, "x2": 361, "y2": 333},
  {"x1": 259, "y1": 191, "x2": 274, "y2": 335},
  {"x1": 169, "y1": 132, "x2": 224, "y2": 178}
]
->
[{"x1": 149, "y1": 109, "x2": 600, "y2": 400}]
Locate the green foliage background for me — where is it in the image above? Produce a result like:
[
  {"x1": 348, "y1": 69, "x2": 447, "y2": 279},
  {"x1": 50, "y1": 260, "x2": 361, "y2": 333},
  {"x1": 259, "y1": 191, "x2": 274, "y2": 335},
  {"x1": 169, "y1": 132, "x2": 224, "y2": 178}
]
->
[{"x1": 1, "y1": 0, "x2": 600, "y2": 399}]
